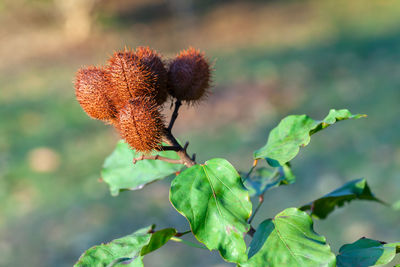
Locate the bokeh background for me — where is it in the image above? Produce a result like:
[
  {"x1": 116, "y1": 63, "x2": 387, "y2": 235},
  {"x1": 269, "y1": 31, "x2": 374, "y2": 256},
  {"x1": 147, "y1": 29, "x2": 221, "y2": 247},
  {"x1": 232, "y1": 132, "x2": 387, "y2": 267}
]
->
[{"x1": 1, "y1": 0, "x2": 400, "y2": 266}]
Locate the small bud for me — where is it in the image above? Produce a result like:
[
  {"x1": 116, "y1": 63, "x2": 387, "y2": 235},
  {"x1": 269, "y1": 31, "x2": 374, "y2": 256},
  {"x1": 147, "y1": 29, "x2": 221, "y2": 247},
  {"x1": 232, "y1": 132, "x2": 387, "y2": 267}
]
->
[
  {"x1": 167, "y1": 47, "x2": 211, "y2": 102},
  {"x1": 75, "y1": 66, "x2": 116, "y2": 120},
  {"x1": 117, "y1": 97, "x2": 165, "y2": 152}
]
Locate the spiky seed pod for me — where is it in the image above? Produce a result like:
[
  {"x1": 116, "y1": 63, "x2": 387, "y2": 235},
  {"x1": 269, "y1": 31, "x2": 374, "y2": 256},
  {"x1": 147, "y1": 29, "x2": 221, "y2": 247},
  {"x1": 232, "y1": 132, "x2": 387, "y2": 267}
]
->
[
  {"x1": 75, "y1": 66, "x2": 116, "y2": 121},
  {"x1": 107, "y1": 50, "x2": 156, "y2": 110},
  {"x1": 167, "y1": 47, "x2": 211, "y2": 102},
  {"x1": 107, "y1": 48, "x2": 168, "y2": 109},
  {"x1": 135, "y1": 46, "x2": 168, "y2": 104},
  {"x1": 117, "y1": 97, "x2": 165, "y2": 152}
]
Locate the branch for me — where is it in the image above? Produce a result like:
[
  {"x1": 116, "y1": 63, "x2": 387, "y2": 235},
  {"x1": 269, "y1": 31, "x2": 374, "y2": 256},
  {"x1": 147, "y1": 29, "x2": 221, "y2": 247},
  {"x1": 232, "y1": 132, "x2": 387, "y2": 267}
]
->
[
  {"x1": 157, "y1": 145, "x2": 181, "y2": 151},
  {"x1": 248, "y1": 195, "x2": 264, "y2": 224},
  {"x1": 163, "y1": 130, "x2": 196, "y2": 167},
  {"x1": 133, "y1": 154, "x2": 184, "y2": 165},
  {"x1": 168, "y1": 99, "x2": 182, "y2": 130},
  {"x1": 175, "y1": 230, "x2": 191, "y2": 237},
  {"x1": 242, "y1": 159, "x2": 258, "y2": 182},
  {"x1": 247, "y1": 169, "x2": 279, "y2": 224},
  {"x1": 148, "y1": 228, "x2": 191, "y2": 237},
  {"x1": 162, "y1": 99, "x2": 197, "y2": 167}
]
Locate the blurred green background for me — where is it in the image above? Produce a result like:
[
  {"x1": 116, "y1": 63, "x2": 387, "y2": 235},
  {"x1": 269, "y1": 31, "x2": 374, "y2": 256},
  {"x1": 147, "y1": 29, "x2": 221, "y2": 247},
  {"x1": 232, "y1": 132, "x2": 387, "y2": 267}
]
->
[{"x1": 1, "y1": 0, "x2": 400, "y2": 266}]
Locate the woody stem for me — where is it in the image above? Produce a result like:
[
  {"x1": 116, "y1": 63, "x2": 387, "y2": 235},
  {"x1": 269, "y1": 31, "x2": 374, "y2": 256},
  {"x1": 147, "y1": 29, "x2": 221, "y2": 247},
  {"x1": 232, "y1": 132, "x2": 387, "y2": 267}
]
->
[
  {"x1": 247, "y1": 169, "x2": 279, "y2": 224},
  {"x1": 133, "y1": 100, "x2": 196, "y2": 167},
  {"x1": 162, "y1": 99, "x2": 196, "y2": 167},
  {"x1": 158, "y1": 145, "x2": 181, "y2": 151},
  {"x1": 168, "y1": 99, "x2": 182, "y2": 130},
  {"x1": 248, "y1": 195, "x2": 264, "y2": 224},
  {"x1": 163, "y1": 130, "x2": 196, "y2": 167},
  {"x1": 133, "y1": 154, "x2": 184, "y2": 165}
]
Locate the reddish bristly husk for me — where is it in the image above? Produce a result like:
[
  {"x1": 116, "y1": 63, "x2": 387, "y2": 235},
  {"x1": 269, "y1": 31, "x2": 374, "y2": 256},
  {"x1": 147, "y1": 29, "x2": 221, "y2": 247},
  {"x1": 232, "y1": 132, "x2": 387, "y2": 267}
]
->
[
  {"x1": 106, "y1": 49, "x2": 156, "y2": 110},
  {"x1": 75, "y1": 66, "x2": 116, "y2": 121},
  {"x1": 107, "y1": 47, "x2": 168, "y2": 109},
  {"x1": 75, "y1": 46, "x2": 213, "y2": 153},
  {"x1": 116, "y1": 96, "x2": 165, "y2": 153}
]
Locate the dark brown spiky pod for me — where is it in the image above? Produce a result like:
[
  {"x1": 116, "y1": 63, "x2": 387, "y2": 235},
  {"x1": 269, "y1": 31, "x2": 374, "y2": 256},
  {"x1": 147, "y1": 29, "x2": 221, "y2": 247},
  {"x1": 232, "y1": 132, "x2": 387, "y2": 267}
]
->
[
  {"x1": 75, "y1": 66, "x2": 116, "y2": 120},
  {"x1": 117, "y1": 97, "x2": 165, "y2": 152},
  {"x1": 167, "y1": 47, "x2": 211, "y2": 102},
  {"x1": 106, "y1": 48, "x2": 168, "y2": 109}
]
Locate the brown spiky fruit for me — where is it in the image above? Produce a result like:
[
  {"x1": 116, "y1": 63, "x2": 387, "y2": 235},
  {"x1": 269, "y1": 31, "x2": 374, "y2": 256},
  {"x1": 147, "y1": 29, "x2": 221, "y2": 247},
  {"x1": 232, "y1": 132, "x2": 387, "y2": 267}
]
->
[
  {"x1": 135, "y1": 46, "x2": 168, "y2": 104},
  {"x1": 117, "y1": 97, "x2": 165, "y2": 152},
  {"x1": 107, "y1": 48, "x2": 168, "y2": 109},
  {"x1": 107, "y1": 50, "x2": 155, "y2": 110},
  {"x1": 167, "y1": 47, "x2": 211, "y2": 102},
  {"x1": 75, "y1": 66, "x2": 116, "y2": 121}
]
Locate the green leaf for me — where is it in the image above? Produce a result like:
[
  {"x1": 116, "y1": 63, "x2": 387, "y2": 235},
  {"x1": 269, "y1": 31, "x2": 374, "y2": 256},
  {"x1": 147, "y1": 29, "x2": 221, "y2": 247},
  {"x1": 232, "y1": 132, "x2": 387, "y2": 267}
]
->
[
  {"x1": 140, "y1": 228, "x2": 177, "y2": 256},
  {"x1": 74, "y1": 226, "x2": 152, "y2": 267},
  {"x1": 244, "y1": 163, "x2": 295, "y2": 196},
  {"x1": 300, "y1": 178, "x2": 384, "y2": 219},
  {"x1": 169, "y1": 236, "x2": 208, "y2": 250},
  {"x1": 75, "y1": 226, "x2": 177, "y2": 267},
  {"x1": 337, "y1": 237, "x2": 400, "y2": 267},
  {"x1": 242, "y1": 208, "x2": 336, "y2": 267},
  {"x1": 170, "y1": 158, "x2": 252, "y2": 264},
  {"x1": 254, "y1": 109, "x2": 366, "y2": 165},
  {"x1": 102, "y1": 140, "x2": 185, "y2": 196}
]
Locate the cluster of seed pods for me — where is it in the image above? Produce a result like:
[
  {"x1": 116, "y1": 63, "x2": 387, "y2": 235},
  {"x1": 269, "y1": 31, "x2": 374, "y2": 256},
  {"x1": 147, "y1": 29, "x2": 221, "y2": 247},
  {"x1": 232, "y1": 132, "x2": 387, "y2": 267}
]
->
[{"x1": 75, "y1": 47, "x2": 211, "y2": 152}]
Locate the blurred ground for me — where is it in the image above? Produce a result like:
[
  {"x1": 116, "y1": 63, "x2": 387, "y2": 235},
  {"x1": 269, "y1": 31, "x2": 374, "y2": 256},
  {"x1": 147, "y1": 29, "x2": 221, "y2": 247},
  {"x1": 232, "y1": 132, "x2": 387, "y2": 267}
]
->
[{"x1": 1, "y1": 0, "x2": 400, "y2": 266}]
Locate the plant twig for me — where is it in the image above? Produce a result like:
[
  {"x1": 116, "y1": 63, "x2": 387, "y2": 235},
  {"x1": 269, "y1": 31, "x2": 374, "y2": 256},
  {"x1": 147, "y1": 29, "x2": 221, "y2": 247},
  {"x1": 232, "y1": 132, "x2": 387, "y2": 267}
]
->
[
  {"x1": 133, "y1": 154, "x2": 184, "y2": 165},
  {"x1": 158, "y1": 145, "x2": 181, "y2": 151},
  {"x1": 163, "y1": 130, "x2": 196, "y2": 167},
  {"x1": 248, "y1": 195, "x2": 264, "y2": 224},
  {"x1": 243, "y1": 159, "x2": 258, "y2": 182},
  {"x1": 247, "y1": 169, "x2": 279, "y2": 224},
  {"x1": 168, "y1": 99, "x2": 182, "y2": 130},
  {"x1": 183, "y1": 141, "x2": 189, "y2": 151},
  {"x1": 160, "y1": 99, "x2": 197, "y2": 167},
  {"x1": 175, "y1": 230, "x2": 191, "y2": 237}
]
